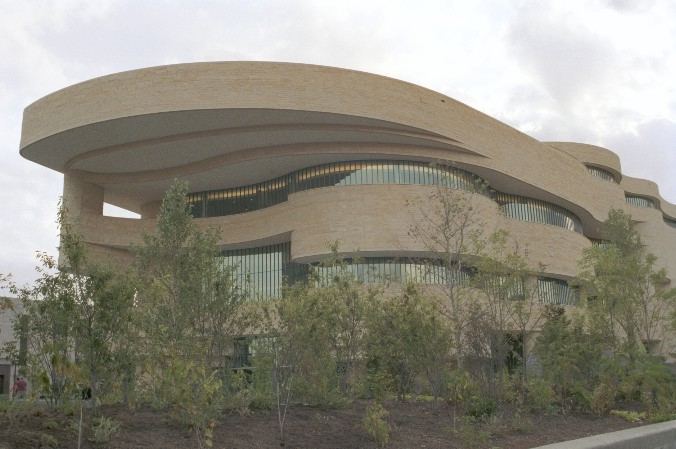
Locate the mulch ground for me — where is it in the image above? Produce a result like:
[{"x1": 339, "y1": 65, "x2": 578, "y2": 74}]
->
[{"x1": 0, "y1": 400, "x2": 641, "y2": 449}]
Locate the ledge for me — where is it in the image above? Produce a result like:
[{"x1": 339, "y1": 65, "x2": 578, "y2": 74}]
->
[{"x1": 532, "y1": 420, "x2": 676, "y2": 449}]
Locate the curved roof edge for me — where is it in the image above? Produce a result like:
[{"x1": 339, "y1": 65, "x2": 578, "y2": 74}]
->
[{"x1": 546, "y1": 142, "x2": 622, "y2": 175}]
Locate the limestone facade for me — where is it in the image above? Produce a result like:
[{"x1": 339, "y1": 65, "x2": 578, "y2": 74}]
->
[{"x1": 18, "y1": 62, "x2": 676, "y2": 356}]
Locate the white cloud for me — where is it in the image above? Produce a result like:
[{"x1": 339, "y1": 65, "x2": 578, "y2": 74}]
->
[
  {"x1": 0, "y1": 0, "x2": 674, "y2": 288},
  {"x1": 604, "y1": 119, "x2": 676, "y2": 200}
]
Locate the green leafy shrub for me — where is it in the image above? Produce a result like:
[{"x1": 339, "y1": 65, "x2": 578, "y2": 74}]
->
[
  {"x1": 624, "y1": 355, "x2": 676, "y2": 413},
  {"x1": 591, "y1": 381, "x2": 616, "y2": 415},
  {"x1": 147, "y1": 359, "x2": 223, "y2": 449},
  {"x1": 466, "y1": 396, "x2": 496, "y2": 419},
  {"x1": 647, "y1": 411, "x2": 676, "y2": 423},
  {"x1": 223, "y1": 370, "x2": 253, "y2": 415},
  {"x1": 365, "y1": 284, "x2": 450, "y2": 401},
  {"x1": 363, "y1": 402, "x2": 390, "y2": 448},
  {"x1": 362, "y1": 365, "x2": 394, "y2": 402},
  {"x1": 248, "y1": 353, "x2": 274, "y2": 410},
  {"x1": 446, "y1": 369, "x2": 478, "y2": 406},
  {"x1": 292, "y1": 356, "x2": 346, "y2": 407},
  {"x1": 525, "y1": 378, "x2": 556, "y2": 414},
  {"x1": 90, "y1": 416, "x2": 121, "y2": 444}
]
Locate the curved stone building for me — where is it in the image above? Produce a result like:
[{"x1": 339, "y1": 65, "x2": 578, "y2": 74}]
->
[{"x1": 19, "y1": 62, "x2": 676, "y2": 303}]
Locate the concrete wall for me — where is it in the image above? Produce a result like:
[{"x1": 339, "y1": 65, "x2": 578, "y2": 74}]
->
[{"x1": 0, "y1": 298, "x2": 19, "y2": 396}]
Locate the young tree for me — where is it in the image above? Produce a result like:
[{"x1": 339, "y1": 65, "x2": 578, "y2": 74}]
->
[
  {"x1": 257, "y1": 297, "x2": 304, "y2": 448},
  {"x1": 243, "y1": 248, "x2": 376, "y2": 446},
  {"x1": 2, "y1": 203, "x2": 136, "y2": 408},
  {"x1": 579, "y1": 209, "x2": 676, "y2": 354},
  {"x1": 5, "y1": 251, "x2": 76, "y2": 408},
  {"x1": 468, "y1": 231, "x2": 520, "y2": 396},
  {"x1": 133, "y1": 179, "x2": 246, "y2": 448},
  {"x1": 534, "y1": 306, "x2": 605, "y2": 412},
  {"x1": 510, "y1": 273, "x2": 547, "y2": 384},
  {"x1": 408, "y1": 175, "x2": 487, "y2": 367},
  {"x1": 635, "y1": 255, "x2": 676, "y2": 352},
  {"x1": 134, "y1": 179, "x2": 247, "y2": 363},
  {"x1": 58, "y1": 206, "x2": 136, "y2": 406},
  {"x1": 365, "y1": 283, "x2": 452, "y2": 401},
  {"x1": 308, "y1": 245, "x2": 373, "y2": 395},
  {"x1": 462, "y1": 229, "x2": 548, "y2": 400}
]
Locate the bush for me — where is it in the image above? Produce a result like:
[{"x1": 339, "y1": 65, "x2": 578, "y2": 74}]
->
[
  {"x1": 362, "y1": 365, "x2": 394, "y2": 402},
  {"x1": 148, "y1": 359, "x2": 224, "y2": 449},
  {"x1": 446, "y1": 369, "x2": 478, "y2": 407},
  {"x1": 363, "y1": 402, "x2": 390, "y2": 448},
  {"x1": 647, "y1": 411, "x2": 676, "y2": 423},
  {"x1": 568, "y1": 384, "x2": 593, "y2": 412},
  {"x1": 90, "y1": 416, "x2": 121, "y2": 444},
  {"x1": 625, "y1": 356, "x2": 676, "y2": 413},
  {"x1": 248, "y1": 354, "x2": 274, "y2": 410},
  {"x1": 292, "y1": 358, "x2": 346, "y2": 408},
  {"x1": 223, "y1": 370, "x2": 253, "y2": 415},
  {"x1": 525, "y1": 378, "x2": 556, "y2": 414},
  {"x1": 591, "y1": 381, "x2": 616, "y2": 415},
  {"x1": 465, "y1": 396, "x2": 496, "y2": 420}
]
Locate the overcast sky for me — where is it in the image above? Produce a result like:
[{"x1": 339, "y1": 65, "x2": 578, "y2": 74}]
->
[{"x1": 1, "y1": 0, "x2": 675, "y2": 288}]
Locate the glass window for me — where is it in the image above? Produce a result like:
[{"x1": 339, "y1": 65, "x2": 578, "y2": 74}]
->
[
  {"x1": 537, "y1": 277, "x2": 578, "y2": 305},
  {"x1": 218, "y1": 243, "x2": 292, "y2": 301},
  {"x1": 586, "y1": 165, "x2": 617, "y2": 183},
  {"x1": 188, "y1": 159, "x2": 582, "y2": 239},
  {"x1": 188, "y1": 161, "x2": 481, "y2": 218},
  {"x1": 625, "y1": 194, "x2": 657, "y2": 209},
  {"x1": 496, "y1": 193, "x2": 582, "y2": 233}
]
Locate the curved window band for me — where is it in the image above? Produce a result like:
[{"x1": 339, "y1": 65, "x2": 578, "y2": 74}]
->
[
  {"x1": 217, "y1": 243, "x2": 475, "y2": 300},
  {"x1": 625, "y1": 194, "x2": 656, "y2": 209},
  {"x1": 586, "y1": 165, "x2": 618, "y2": 183},
  {"x1": 495, "y1": 192, "x2": 583, "y2": 233},
  {"x1": 188, "y1": 160, "x2": 486, "y2": 218},
  {"x1": 218, "y1": 242, "x2": 579, "y2": 306},
  {"x1": 312, "y1": 258, "x2": 474, "y2": 287},
  {"x1": 189, "y1": 159, "x2": 582, "y2": 234}
]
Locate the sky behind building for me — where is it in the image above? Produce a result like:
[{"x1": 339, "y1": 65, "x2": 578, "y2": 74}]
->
[{"x1": 1, "y1": 0, "x2": 675, "y2": 287}]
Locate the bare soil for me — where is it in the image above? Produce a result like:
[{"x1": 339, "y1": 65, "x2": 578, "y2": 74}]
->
[{"x1": 0, "y1": 400, "x2": 641, "y2": 449}]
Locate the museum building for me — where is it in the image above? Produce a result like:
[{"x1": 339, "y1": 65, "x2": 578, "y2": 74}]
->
[{"x1": 18, "y1": 62, "x2": 676, "y2": 305}]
